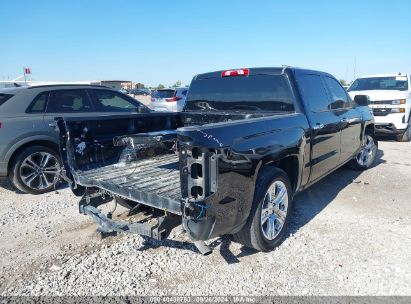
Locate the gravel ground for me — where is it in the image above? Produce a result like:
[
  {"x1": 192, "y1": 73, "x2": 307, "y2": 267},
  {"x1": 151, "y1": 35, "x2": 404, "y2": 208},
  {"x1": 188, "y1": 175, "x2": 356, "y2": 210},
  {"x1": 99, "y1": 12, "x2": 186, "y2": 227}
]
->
[{"x1": 0, "y1": 140, "x2": 410, "y2": 296}]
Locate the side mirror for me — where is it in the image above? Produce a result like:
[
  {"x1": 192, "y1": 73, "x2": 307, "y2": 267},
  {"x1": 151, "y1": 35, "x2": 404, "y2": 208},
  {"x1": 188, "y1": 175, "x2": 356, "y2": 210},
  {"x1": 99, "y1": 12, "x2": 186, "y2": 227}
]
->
[{"x1": 354, "y1": 95, "x2": 371, "y2": 106}]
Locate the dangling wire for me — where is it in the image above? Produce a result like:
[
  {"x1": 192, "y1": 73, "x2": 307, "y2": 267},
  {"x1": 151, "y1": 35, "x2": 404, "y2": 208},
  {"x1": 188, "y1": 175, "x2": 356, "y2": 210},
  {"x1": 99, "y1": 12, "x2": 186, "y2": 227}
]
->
[{"x1": 194, "y1": 202, "x2": 208, "y2": 220}]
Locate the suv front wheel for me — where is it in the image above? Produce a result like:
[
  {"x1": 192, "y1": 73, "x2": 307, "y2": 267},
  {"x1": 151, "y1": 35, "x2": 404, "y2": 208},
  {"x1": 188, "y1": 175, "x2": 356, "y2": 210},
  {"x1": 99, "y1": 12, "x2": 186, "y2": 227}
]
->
[{"x1": 9, "y1": 145, "x2": 62, "y2": 194}]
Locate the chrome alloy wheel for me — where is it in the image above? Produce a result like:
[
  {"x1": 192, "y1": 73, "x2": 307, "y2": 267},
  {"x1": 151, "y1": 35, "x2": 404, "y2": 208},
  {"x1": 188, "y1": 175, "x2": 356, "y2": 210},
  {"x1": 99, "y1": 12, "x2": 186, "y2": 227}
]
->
[
  {"x1": 260, "y1": 180, "x2": 289, "y2": 241},
  {"x1": 356, "y1": 135, "x2": 377, "y2": 167},
  {"x1": 20, "y1": 152, "x2": 61, "y2": 191}
]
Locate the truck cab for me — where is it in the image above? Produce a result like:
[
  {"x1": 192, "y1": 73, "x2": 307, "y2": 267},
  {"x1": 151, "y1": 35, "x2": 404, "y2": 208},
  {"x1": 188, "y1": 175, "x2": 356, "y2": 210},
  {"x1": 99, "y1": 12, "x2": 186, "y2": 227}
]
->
[{"x1": 348, "y1": 73, "x2": 411, "y2": 141}]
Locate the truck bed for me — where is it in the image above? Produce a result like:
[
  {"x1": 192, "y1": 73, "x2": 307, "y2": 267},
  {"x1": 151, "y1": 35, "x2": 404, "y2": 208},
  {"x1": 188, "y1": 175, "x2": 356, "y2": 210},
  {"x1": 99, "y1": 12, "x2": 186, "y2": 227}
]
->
[{"x1": 78, "y1": 153, "x2": 182, "y2": 215}]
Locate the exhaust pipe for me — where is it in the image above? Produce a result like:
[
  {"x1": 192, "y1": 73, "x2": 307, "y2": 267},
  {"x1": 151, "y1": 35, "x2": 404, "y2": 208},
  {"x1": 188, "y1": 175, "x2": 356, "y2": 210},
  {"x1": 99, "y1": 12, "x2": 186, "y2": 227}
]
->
[{"x1": 194, "y1": 241, "x2": 212, "y2": 255}]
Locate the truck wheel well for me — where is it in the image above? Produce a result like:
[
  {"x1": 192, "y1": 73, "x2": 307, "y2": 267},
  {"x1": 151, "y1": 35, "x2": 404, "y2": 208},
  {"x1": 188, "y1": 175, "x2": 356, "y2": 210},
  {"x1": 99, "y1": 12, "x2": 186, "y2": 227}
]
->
[
  {"x1": 7, "y1": 140, "x2": 59, "y2": 175},
  {"x1": 264, "y1": 156, "x2": 299, "y2": 193},
  {"x1": 365, "y1": 124, "x2": 375, "y2": 136}
]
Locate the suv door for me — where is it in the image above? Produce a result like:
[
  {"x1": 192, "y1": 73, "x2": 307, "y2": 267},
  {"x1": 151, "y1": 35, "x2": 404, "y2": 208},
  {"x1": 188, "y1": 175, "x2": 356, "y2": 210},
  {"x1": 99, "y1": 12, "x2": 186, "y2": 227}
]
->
[
  {"x1": 295, "y1": 72, "x2": 342, "y2": 182},
  {"x1": 43, "y1": 89, "x2": 96, "y2": 139},
  {"x1": 323, "y1": 76, "x2": 362, "y2": 163},
  {"x1": 88, "y1": 89, "x2": 148, "y2": 114}
]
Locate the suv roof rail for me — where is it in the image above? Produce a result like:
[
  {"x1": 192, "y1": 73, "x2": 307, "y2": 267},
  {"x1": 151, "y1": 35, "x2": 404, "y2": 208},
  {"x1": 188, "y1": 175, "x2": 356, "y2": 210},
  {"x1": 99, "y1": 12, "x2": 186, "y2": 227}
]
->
[{"x1": 27, "y1": 84, "x2": 111, "y2": 89}]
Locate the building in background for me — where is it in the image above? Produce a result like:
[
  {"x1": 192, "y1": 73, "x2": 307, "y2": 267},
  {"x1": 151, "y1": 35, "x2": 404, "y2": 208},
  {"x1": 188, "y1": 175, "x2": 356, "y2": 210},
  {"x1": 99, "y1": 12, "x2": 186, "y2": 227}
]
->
[
  {"x1": 100, "y1": 80, "x2": 131, "y2": 91},
  {"x1": 0, "y1": 78, "x2": 146, "y2": 91}
]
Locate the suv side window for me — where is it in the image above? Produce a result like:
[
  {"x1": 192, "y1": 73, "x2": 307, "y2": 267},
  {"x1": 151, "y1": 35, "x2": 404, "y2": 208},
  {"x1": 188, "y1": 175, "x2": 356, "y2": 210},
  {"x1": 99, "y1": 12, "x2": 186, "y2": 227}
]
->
[
  {"x1": 90, "y1": 89, "x2": 144, "y2": 112},
  {"x1": 295, "y1": 74, "x2": 331, "y2": 112},
  {"x1": 47, "y1": 90, "x2": 93, "y2": 113},
  {"x1": 324, "y1": 76, "x2": 351, "y2": 109},
  {"x1": 27, "y1": 92, "x2": 48, "y2": 113}
]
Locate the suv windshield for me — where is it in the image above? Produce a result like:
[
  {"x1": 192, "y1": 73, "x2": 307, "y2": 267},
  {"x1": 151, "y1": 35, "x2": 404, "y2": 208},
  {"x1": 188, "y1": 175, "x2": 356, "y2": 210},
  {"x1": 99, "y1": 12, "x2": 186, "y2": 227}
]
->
[
  {"x1": 348, "y1": 76, "x2": 409, "y2": 91},
  {"x1": 152, "y1": 90, "x2": 174, "y2": 98},
  {"x1": 185, "y1": 74, "x2": 295, "y2": 112}
]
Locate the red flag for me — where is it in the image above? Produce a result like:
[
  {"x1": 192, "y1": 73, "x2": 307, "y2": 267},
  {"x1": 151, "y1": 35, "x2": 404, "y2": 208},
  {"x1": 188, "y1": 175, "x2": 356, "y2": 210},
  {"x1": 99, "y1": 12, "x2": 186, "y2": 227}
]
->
[{"x1": 24, "y1": 68, "x2": 31, "y2": 74}]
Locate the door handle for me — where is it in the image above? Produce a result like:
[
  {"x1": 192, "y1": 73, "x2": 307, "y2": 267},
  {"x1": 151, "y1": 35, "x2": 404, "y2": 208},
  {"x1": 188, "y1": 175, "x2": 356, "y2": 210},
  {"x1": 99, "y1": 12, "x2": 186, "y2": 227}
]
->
[
  {"x1": 313, "y1": 123, "x2": 325, "y2": 130},
  {"x1": 48, "y1": 122, "x2": 57, "y2": 128}
]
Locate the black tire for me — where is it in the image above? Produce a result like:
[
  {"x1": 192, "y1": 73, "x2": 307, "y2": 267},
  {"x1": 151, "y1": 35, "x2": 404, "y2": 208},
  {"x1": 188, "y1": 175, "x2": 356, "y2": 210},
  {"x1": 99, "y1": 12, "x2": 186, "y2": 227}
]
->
[
  {"x1": 397, "y1": 125, "x2": 411, "y2": 142},
  {"x1": 349, "y1": 133, "x2": 378, "y2": 170},
  {"x1": 233, "y1": 167, "x2": 293, "y2": 252},
  {"x1": 9, "y1": 145, "x2": 62, "y2": 195}
]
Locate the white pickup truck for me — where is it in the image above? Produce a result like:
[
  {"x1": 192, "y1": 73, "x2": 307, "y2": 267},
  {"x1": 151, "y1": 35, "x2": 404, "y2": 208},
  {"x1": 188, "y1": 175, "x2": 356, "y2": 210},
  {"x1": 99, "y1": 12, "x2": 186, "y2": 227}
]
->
[{"x1": 348, "y1": 73, "x2": 411, "y2": 141}]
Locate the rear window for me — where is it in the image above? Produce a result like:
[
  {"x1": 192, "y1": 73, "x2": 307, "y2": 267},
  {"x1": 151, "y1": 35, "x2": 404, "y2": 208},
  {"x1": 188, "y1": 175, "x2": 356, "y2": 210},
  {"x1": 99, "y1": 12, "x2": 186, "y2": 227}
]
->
[
  {"x1": 185, "y1": 74, "x2": 295, "y2": 112},
  {"x1": 152, "y1": 90, "x2": 174, "y2": 98},
  {"x1": 0, "y1": 94, "x2": 13, "y2": 107}
]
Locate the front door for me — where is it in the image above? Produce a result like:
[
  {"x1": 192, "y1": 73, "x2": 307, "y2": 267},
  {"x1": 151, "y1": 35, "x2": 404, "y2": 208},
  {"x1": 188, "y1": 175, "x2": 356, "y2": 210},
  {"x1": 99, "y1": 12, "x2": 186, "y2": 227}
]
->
[
  {"x1": 322, "y1": 76, "x2": 362, "y2": 163},
  {"x1": 294, "y1": 72, "x2": 342, "y2": 182}
]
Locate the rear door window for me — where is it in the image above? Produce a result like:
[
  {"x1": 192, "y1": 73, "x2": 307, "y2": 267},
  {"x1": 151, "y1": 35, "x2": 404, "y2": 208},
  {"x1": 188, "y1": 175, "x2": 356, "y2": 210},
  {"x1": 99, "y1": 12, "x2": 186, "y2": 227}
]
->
[
  {"x1": 295, "y1": 74, "x2": 331, "y2": 112},
  {"x1": 47, "y1": 90, "x2": 93, "y2": 113},
  {"x1": 90, "y1": 89, "x2": 145, "y2": 112}
]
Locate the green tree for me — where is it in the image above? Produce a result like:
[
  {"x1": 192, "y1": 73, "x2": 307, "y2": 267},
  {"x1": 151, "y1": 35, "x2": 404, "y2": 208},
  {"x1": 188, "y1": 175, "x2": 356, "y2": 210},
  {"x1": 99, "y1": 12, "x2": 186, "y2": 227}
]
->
[
  {"x1": 339, "y1": 79, "x2": 348, "y2": 87},
  {"x1": 157, "y1": 84, "x2": 165, "y2": 90},
  {"x1": 172, "y1": 81, "x2": 182, "y2": 88}
]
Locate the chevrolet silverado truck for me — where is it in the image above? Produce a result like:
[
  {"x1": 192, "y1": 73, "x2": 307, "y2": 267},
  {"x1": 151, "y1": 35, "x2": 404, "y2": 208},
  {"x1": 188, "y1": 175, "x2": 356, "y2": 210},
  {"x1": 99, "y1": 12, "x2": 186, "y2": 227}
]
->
[
  {"x1": 58, "y1": 67, "x2": 376, "y2": 254},
  {"x1": 348, "y1": 73, "x2": 411, "y2": 141}
]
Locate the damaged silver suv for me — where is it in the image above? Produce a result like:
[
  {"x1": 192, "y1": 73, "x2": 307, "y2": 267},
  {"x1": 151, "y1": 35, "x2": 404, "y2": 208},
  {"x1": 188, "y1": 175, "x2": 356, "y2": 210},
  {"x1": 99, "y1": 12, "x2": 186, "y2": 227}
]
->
[{"x1": 0, "y1": 85, "x2": 149, "y2": 194}]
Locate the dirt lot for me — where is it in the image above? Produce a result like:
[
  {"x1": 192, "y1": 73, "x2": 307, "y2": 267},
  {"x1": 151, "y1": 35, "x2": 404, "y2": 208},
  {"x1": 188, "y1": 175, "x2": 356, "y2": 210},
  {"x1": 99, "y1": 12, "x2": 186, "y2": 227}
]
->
[{"x1": 0, "y1": 140, "x2": 410, "y2": 296}]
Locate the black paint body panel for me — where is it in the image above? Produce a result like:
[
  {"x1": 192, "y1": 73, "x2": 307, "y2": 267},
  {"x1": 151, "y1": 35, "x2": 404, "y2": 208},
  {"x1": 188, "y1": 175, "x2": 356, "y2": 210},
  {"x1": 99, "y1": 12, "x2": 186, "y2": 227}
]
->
[{"x1": 58, "y1": 67, "x2": 375, "y2": 241}]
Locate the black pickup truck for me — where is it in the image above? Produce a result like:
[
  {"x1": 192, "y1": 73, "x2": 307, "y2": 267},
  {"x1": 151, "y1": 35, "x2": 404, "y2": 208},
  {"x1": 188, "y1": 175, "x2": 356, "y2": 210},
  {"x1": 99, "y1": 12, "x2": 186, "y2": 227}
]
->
[{"x1": 58, "y1": 67, "x2": 376, "y2": 254}]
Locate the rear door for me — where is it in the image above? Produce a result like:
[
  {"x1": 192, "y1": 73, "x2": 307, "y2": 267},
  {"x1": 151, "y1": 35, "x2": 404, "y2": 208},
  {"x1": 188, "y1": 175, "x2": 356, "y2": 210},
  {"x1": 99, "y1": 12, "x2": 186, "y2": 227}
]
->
[
  {"x1": 323, "y1": 76, "x2": 362, "y2": 163},
  {"x1": 43, "y1": 89, "x2": 96, "y2": 139},
  {"x1": 294, "y1": 72, "x2": 342, "y2": 182}
]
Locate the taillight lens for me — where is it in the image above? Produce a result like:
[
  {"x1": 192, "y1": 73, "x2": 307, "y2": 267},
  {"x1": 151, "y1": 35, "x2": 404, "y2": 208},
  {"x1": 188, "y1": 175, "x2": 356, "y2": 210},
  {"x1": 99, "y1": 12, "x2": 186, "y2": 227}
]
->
[
  {"x1": 166, "y1": 96, "x2": 182, "y2": 102},
  {"x1": 221, "y1": 68, "x2": 249, "y2": 77}
]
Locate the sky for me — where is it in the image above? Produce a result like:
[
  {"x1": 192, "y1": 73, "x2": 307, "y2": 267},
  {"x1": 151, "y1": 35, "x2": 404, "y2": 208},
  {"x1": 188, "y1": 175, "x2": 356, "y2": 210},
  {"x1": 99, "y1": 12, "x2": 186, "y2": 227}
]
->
[{"x1": 1, "y1": 0, "x2": 410, "y2": 87}]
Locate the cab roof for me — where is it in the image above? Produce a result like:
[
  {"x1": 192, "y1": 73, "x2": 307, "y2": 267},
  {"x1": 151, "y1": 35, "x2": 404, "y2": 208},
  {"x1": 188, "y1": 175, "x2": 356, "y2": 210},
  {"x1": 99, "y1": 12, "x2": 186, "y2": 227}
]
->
[{"x1": 357, "y1": 73, "x2": 408, "y2": 79}]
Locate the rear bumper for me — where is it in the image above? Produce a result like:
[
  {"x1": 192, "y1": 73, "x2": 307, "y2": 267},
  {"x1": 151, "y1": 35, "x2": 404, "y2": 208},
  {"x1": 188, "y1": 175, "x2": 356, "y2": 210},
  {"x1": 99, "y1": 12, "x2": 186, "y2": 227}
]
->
[{"x1": 79, "y1": 193, "x2": 181, "y2": 240}]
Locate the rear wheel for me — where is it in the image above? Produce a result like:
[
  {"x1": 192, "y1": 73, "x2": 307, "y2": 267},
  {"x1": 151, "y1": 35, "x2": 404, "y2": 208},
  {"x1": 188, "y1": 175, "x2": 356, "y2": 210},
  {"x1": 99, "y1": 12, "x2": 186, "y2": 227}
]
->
[
  {"x1": 233, "y1": 167, "x2": 293, "y2": 252},
  {"x1": 350, "y1": 133, "x2": 378, "y2": 170},
  {"x1": 397, "y1": 125, "x2": 411, "y2": 142},
  {"x1": 9, "y1": 145, "x2": 62, "y2": 194}
]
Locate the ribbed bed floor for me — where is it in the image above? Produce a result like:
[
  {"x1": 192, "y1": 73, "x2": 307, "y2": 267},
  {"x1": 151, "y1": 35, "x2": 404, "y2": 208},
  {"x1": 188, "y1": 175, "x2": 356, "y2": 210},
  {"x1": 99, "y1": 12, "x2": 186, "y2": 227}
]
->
[{"x1": 79, "y1": 153, "x2": 182, "y2": 214}]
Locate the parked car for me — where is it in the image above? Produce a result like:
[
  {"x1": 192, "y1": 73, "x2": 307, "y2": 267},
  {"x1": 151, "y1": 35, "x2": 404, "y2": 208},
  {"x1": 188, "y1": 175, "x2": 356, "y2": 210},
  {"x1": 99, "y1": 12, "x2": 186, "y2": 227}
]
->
[
  {"x1": 59, "y1": 67, "x2": 375, "y2": 254},
  {"x1": 0, "y1": 85, "x2": 149, "y2": 194},
  {"x1": 150, "y1": 87, "x2": 188, "y2": 112},
  {"x1": 130, "y1": 88, "x2": 150, "y2": 96},
  {"x1": 348, "y1": 73, "x2": 411, "y2": 141}
]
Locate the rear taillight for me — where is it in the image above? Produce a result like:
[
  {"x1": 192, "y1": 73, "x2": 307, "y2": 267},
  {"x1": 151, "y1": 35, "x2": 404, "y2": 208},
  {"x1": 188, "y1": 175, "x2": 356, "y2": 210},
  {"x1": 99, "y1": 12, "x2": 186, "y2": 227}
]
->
[
  {"x1": 221, "y1": 68, "x2": 249, "y2": 77},
  {"x1": 166, "y1": 96, "x2": 182, "y2": 102}
]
